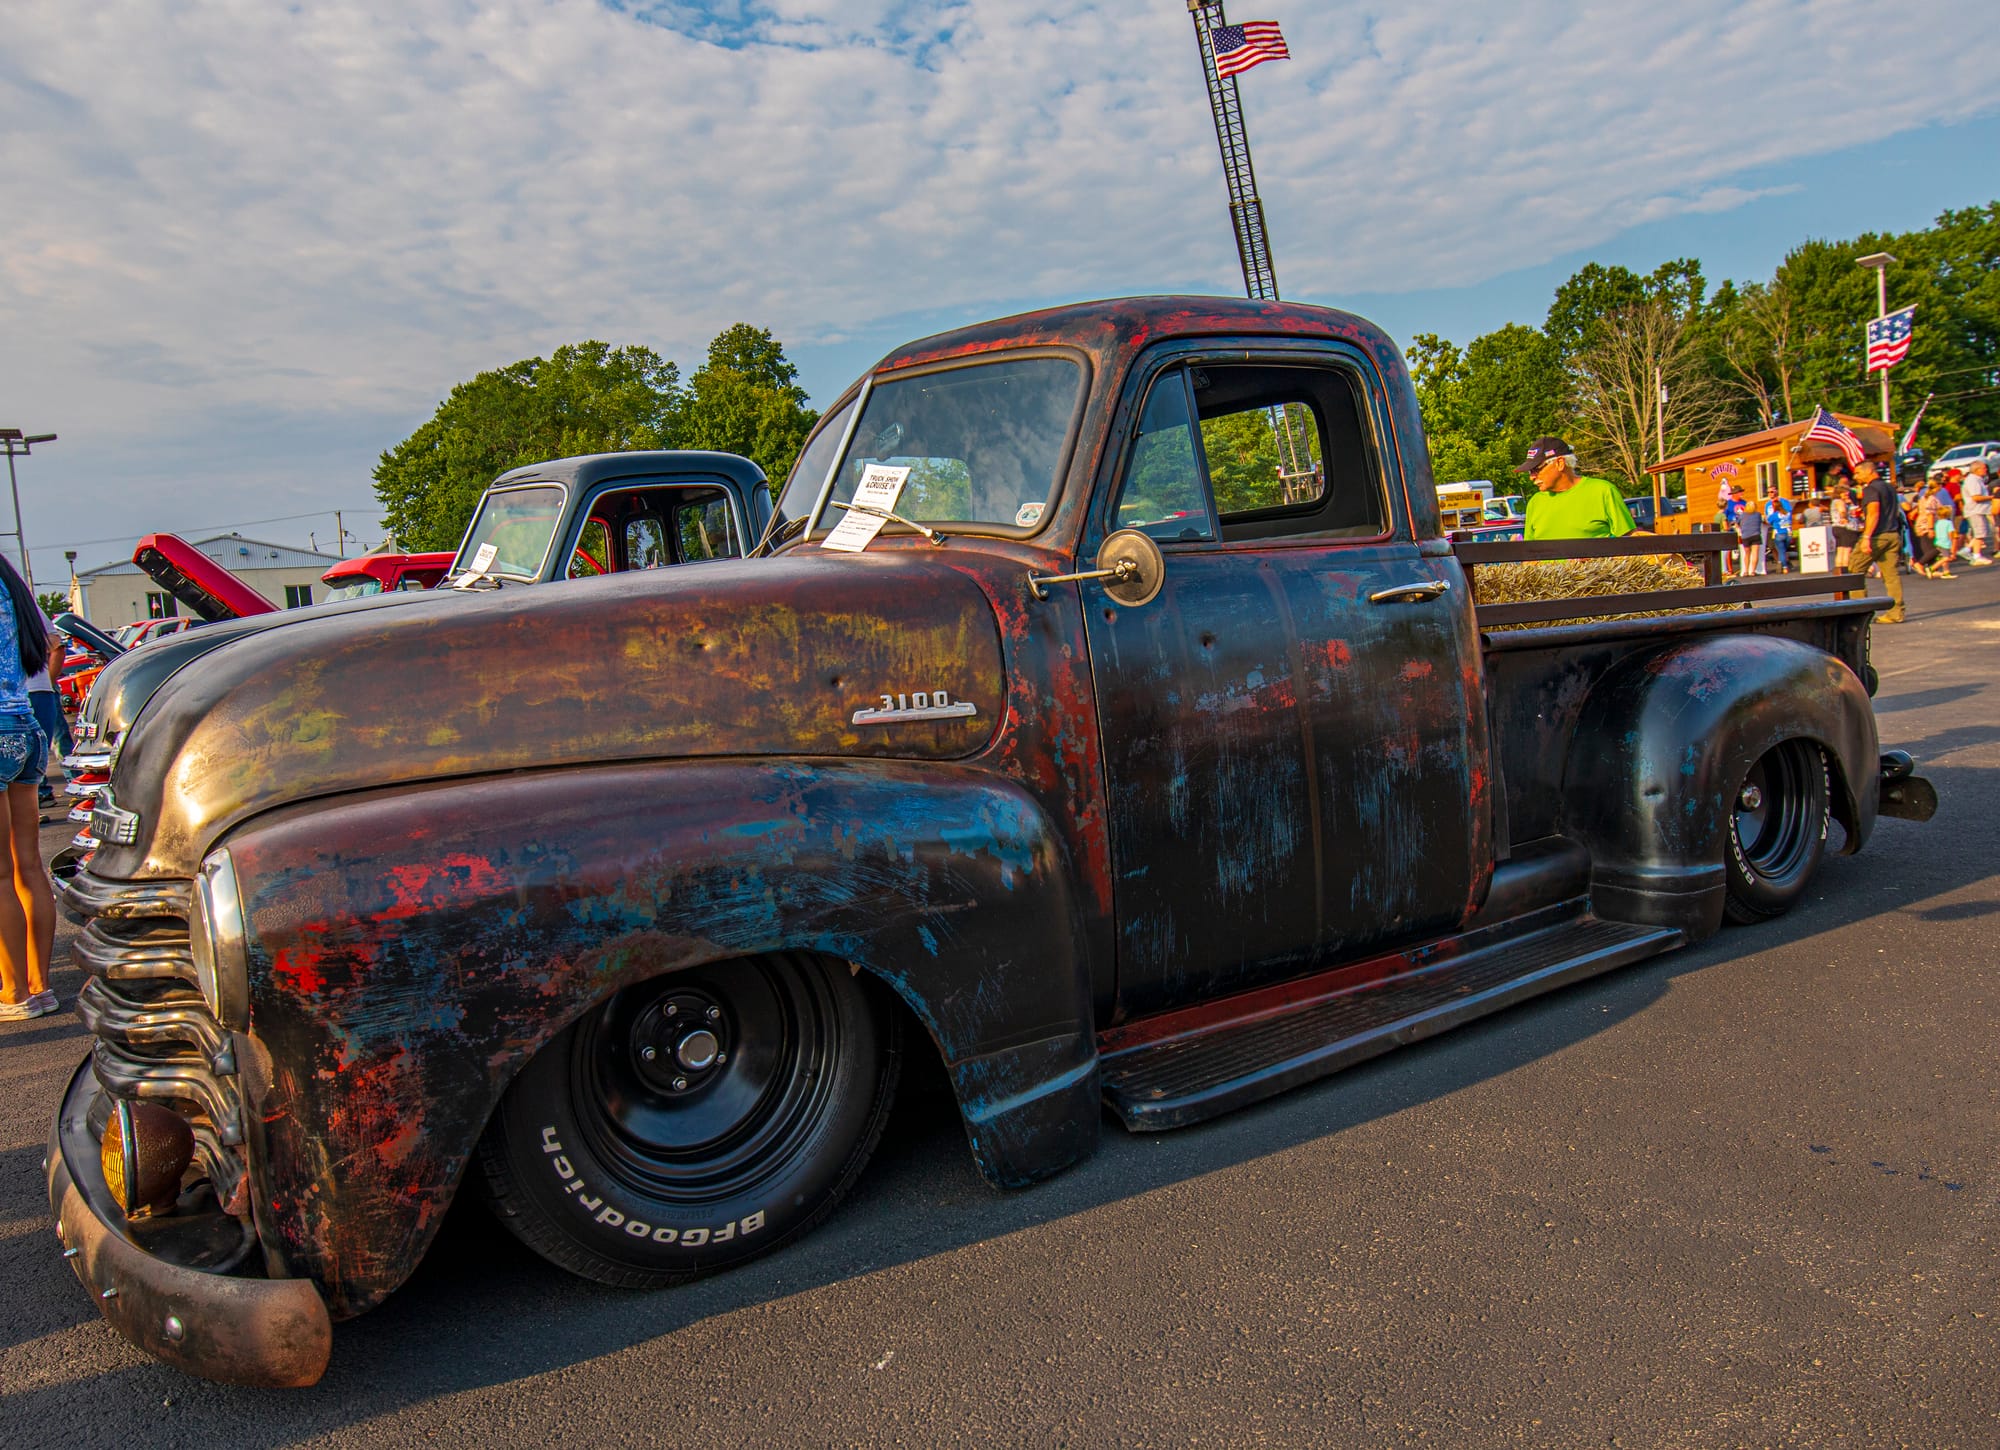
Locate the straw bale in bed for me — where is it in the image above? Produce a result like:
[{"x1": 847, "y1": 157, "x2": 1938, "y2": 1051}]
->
[{"x1": 1471, "y1": 554, "x2": 1711, "y2": 631}]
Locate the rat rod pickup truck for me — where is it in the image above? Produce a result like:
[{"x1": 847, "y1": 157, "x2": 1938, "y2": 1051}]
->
[{"x1": 48, "y1": 297, "x2": 1934, "y2": 1386}]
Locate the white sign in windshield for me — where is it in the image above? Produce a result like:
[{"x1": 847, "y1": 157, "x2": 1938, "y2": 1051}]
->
[
  {"x1": 823, "y1": 465, "x2": 911, "y2": 553},
  {"x1": 468, "y1": 542, "x2": 500, "y2": 574}
]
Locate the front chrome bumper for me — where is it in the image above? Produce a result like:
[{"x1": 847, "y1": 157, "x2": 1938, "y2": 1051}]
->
[{"x1": 46, "y1": 1057, "x2": 331, "y2": 1388}]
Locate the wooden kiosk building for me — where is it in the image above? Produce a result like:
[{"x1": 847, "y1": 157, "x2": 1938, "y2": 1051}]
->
[{"x1": 1646, "y1": 411, "x2": 1897, "y2": 532}]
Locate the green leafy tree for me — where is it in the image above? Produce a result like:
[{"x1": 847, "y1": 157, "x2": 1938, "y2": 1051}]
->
[
  {"x1": 374, "y1": 342, "x2": 682, "y2": 551},
  {"x1": 37, "y1": 591, "x2": 68, "y2": 618},
  {"x1": 1411, "y1": 324, "x2": 1566, "y2": 491},
  {"x1": 677, "y1": 324, "x2": 820, "y2": 486}
]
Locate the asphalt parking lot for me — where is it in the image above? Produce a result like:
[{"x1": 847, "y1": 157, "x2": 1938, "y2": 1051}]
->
[{"x1": 3, "y1": 564, "x2": 1996, "y2": 1448}]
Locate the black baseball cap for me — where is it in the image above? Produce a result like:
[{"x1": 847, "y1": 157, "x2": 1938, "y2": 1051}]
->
[{"x1": 1519, "y1": 437, "x2": 1573, "y2": 474}]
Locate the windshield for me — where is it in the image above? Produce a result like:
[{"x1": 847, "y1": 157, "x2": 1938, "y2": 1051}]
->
[
  {"x1": 322, "y1": 578, "x2": 384, "y2": 603},
  {"x1": 453, "y1": 484, "x2": 566, "y2": 580},
  {"x1": 808, "y1": 356, "x2": 1082, "y2": 537}
]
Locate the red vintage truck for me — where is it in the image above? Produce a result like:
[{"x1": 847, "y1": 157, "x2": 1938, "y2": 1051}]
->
[{"x1": 47, "y1": 297, "x2": 1932, "y2": 1386}]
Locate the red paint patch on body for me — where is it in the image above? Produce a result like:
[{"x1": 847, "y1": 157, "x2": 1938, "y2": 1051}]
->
[
  {"x1": 377, "y1": 852, "x2": 511, "y2": 921},
  {"x1": 1400, "y1": 659, "x2": 1434, "y2": 682},
  {"x1": 1322, "y1": 640, "x2": 1352, "y2": 670}
]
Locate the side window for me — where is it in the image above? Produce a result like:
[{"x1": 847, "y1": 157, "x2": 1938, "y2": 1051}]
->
[
  {"x1": 1190, "y1": 364, "x2": 1387, "y2": 542},
  {"x1": 626, "y1": 517, "x2": 670, "y2": 569},
  {"x1": 1111, "y1": 370, "x2": 1217, "y2": 542},
  {"x1": 570, "y1": 518, "x2": 610, "y2": 578},
  {"x1": 674, "y1": 497, "x2": 738, "y2": 562},
  {"x1": 283, "y1": 584, "x2": 313, "y2": 608}
]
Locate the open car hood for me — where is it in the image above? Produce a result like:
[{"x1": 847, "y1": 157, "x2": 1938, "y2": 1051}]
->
[{"x1": 132, "y1": 534, "x2": 279, "y2": 622}]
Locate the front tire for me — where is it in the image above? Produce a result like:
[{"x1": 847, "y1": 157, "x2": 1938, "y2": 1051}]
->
[
  {"x1": 478, "y1": 953, "x2": 901, "y2": 1288},
  {"x1": 1723, "y1": 740, "x2": 1829, "y2": 924}
]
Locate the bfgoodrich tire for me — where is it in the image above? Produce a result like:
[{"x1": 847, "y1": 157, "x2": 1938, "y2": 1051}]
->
[
  {"x1": 1723, "y1": 739, "x2": 1830, "y2": 924},
  {"x1": 478, "y1": 953, "x2": 901, "y2": 1288}
]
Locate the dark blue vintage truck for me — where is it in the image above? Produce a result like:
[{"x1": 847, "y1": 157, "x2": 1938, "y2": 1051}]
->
[{"x1": 47, "y1": 297, "x2": 1932, "y2": 1385}]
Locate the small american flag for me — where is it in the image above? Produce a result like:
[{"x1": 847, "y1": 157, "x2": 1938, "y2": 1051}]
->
[
  {"x1": 1865, "y1": 305, "x2": 1915, "y2": 372},
  {"x1": 1804, "y1": 406, "x2": 1867, "y2": 467},
  {"x1": 1214, "y1": 21, "x2": 1289, "y2": 80}
]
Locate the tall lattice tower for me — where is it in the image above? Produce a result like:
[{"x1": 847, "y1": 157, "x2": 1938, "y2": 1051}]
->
[{"x1": 1187, "y1": 0, "x2": 1278, "y2": 301}]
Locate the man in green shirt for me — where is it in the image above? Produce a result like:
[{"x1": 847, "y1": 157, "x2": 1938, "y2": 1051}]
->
[{"x1": 1518, "y1": 436, "x2": 1644, "y2": 540}]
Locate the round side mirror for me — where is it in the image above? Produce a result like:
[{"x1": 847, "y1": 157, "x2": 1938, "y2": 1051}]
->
[{"x1": 1096, "y1": 528, "x2": 1165, "y2": 608}]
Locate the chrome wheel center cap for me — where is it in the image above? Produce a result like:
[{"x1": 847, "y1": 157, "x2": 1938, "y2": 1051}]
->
[
  {"x1": 676, "y1": 1028, "x2": 721, "y2": 1072},
  {"x1": 1738, "y1": 784, "x2": 1764, "y2": 811}
]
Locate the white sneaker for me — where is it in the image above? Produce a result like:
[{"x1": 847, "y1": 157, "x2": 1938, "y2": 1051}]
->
[{"x1": 1972, "y1": 556, "x2": 1996, "y2": 567}]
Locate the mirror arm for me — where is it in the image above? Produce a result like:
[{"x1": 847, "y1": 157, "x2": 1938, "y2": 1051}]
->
[{"x1": 1028, "y1": 558, "x2": 1139, "y2": 601}]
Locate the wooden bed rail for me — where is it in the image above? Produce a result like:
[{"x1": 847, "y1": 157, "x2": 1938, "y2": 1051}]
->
[{"x1": 1449, "y1": 532, "x2": 1872, "y2": 630}]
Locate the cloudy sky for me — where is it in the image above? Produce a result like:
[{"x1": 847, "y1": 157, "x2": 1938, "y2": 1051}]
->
[{"x1": 3, "y1": 0, "x2": 1997, "y2": 583}]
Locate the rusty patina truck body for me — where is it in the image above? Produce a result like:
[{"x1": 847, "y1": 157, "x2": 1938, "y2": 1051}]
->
[{"x1": 48, "y1": 297, "x2": 1932, "y2": 1386}]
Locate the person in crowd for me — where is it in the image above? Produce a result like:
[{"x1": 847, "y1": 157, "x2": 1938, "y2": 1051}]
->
[
  {"x1": 1928, "y1": 480, "x2": 1960, "y2": 575},
  {"x1": 1849, "y1": 461, "x2": 1905, "y2": 623},
  {"x1": 0, "y1": 555, "x2": 56, "y2": 1021},
  {"x1": 1519, "y1": 437, "x2": 1644, "y2": 540},
  {"x1": 26, "y1": 607, "x2": 70, "y2": 821},
  {"x1": 1829, "y1": 480, "x2": 1861, "y2": 572},
  {"x1": 1764, "y1": 492, "x2": 1793, "y2": 573},
  {"x1": 1713, "y1": 482, "x2": 1739, "y2": 576},
  {"x1": 1909, "y1": 484, "x2": 1949, "y2": 579},
  {"x1": 1798, "y1": 495, "x2": 1829, "y2": 529},
  {"x1": 1734, "y1": 488, "x2": 1765, "y2": 577},
  {"x1": 1960, "y1": 460, "x2": 1995, "y2": 566}
]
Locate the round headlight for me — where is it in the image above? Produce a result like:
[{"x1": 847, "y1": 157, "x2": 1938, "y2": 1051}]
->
[
  {"x1": 100, "y1": 1098, "x2": 194, "y2": 1217},
  {"x1": 192, "y1": 849, "x2": 249, "y2": 1028}
]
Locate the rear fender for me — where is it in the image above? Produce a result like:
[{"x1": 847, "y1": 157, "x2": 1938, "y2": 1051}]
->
[
  {"x1": 223, "y1": 760, "x2": 1098, "y2": 1317},
  {"x1": 1562, "y1": 635, "x2": 1877, "y2": 939}
]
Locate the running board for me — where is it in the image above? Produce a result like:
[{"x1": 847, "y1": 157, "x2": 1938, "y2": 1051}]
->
[{"x1": 1099, "y1": 914, "x2": 1682, "y2": 1131}]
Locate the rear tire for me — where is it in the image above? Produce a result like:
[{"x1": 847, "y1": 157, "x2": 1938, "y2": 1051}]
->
[
  {"x1": 1723, "y1": 740, "x2": 1829, "y2": 924},
  {"x1": 478, "y1": 953, "x2": 901, "y2": 1288}
]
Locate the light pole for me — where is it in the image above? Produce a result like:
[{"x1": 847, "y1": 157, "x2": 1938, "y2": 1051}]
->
[
  {"x1": 1856, "y1": 252, "x2": 1897, "y2": 426},
  {"x1": 0, "y1": 429, "x2": 56, "y2": 591}
]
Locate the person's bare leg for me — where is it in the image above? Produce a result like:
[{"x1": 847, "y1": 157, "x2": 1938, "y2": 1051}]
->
[
  {"x1": 0, "y1": 791, "x2": 31, "y2": 1005},
  {"x1": 10, "y1": 783, "x2": 52, "y2": 996}
]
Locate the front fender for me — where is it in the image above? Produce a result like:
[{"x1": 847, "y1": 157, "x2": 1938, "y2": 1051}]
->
[
  {"x1": 223, "y1": 759, "x2": 1099, "y2": 1318},
  {"x1": 1562, "y1": 635, "x2": 1877, "y2": 939}
]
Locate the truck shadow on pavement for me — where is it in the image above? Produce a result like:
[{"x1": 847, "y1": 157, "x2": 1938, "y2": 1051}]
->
[{"x1": 7, "y1": 767, "x2": 1991, "y2": 1436}]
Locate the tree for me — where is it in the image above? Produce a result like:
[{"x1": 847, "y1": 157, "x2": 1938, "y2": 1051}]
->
[
  {"x1": 37, "y1": 591, "x2": 68, "y2": 618},
  {"x1": 1410, "y1": 324, "x2": 1566, "y2": 489},
  {"x1": 677, "y1": 325, "x2": 819, "y2": 486},
  {"x1": 375, "y1": 342, "x2": 682, "y2": 551},
  {"x1": 1710, "y1": 278, "x2": 1801, "y2": 429},
  {"x1": 1569, "y1": 300, "x2": 1732, "y2": 490}
]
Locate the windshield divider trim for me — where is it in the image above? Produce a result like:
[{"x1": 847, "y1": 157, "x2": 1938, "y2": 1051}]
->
[{"x1": 803, "y1": 375, "x2": 874, "y2": 542}]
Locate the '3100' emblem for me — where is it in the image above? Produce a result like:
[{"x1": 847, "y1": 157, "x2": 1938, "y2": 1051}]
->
[{"x1": 852, "y1": 690, "x2": 980, "y2": 726}]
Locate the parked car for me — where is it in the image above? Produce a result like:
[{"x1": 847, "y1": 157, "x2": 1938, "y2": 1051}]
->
[
  {"x1": 49, "y1": 295, "x2": 1932, "y2": 1387},
  {"x1": 1624, "y1": 495, "x2": 1688, "y2": 531},
  {"x1": 318, "y1": 551, "x2": 455, "y2": 602},
  {"x1": 1928, "y1": 442, "x2": 2000, "y2": 477},
  {"x1": 1484, "y1": 495, "x2": 1528, "y2": 521}
]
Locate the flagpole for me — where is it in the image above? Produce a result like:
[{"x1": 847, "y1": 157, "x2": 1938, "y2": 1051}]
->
[{"x1": 1857, "y1": 252, "x2": 1896, "y2": 425}]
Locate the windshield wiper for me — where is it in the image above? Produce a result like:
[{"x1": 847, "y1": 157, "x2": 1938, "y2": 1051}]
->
[
  {"x1": 824, "y1": 501, "x2": 950, "y2": 546},
  {"x1": 753, "y1": 516, "x2": 808, "y2": 557}
]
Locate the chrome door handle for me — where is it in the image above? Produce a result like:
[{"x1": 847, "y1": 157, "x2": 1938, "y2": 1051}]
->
[{"x1": 1368, "y1": 579, "x2": 1452, "y2": 605}]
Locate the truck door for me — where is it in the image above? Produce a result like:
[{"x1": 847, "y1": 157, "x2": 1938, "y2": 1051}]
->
[{"x1": 1083, "y1": 352, "x2": 1488, "y2": 1021}]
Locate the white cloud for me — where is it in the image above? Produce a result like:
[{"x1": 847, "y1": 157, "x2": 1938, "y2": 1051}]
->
[{"x1": 0, "y1": 0, "x2": 1994, "y2": 572}]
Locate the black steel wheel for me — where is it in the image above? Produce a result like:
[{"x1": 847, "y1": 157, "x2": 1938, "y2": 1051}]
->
[
  {"x1": 478, "y1": 954, "x2": 900, "y2": 1288},
  {"x1": 1723, "y1": 739, "x2": 1829, "y2": 924}
]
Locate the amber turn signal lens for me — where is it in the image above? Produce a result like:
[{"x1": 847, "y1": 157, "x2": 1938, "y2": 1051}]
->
[{"x1": 99, "y1": 1099, "x2": 195, "y2": 1216}]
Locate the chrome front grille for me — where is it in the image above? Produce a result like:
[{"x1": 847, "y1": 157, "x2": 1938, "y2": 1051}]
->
[{"x1": 67, "y1": 868, "x2": 247, "y2": 1204}]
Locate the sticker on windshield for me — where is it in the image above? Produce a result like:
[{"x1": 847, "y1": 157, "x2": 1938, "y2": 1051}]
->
[
  {"x1": 1015, "y1": 502, "x2": 1045, "y2": 528},
  {"x1": 823, "y1": 464, "x2": 911, "y2": 554},
  {"x1": 469, "y1": 542, "x2": 499, "y2": 574}
]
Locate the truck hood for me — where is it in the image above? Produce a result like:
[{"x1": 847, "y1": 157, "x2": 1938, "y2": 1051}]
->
[
  {"x1": 75, "y1": 593, "x2": 420, "y2": 750},
  {"x1": 133, "y1": 533, "x2": 282, "y2": 621},
  {"x1": 93, "y1": 552, "x2": 1005, "y2": 878}
]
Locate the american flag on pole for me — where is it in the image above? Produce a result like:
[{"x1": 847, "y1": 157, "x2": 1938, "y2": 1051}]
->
[
  {"x1": 1804, "y1": 406, "x2": 1867, "y2": 467},
  {"x1": 1213, "y1": 21, "x2": 1290, "y2": 79},
  {"x1": 1865, "y1": 305, "x2": 1915, "y2": 372}
]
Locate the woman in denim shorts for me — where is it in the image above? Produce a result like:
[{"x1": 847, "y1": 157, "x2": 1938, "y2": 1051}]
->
[{"x1": 0, "y1": 552, "x2": 56, "y2": 1021}]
